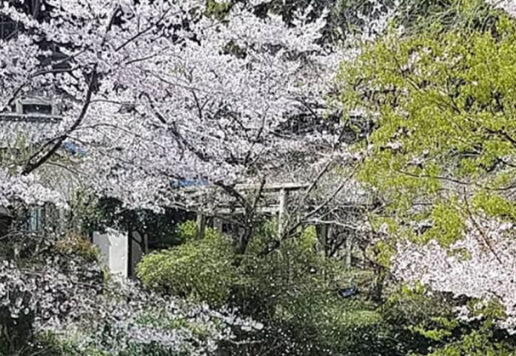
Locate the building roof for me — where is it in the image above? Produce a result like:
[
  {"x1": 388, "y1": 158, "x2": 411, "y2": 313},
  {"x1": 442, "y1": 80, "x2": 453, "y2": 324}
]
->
[{"x1": 0, "y1": 113, "x2": 61, "y2": 148}]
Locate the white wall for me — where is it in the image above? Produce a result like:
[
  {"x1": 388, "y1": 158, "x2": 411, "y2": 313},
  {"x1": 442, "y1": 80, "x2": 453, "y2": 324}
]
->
[{"x1": 93, "y1": 228, "x2": 128, "y2": 278}]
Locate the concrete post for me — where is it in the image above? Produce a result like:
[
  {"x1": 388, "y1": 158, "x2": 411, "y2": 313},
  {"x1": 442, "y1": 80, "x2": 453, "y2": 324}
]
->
[
  {"x1": 196, "y1": 213, "x2": 206, "y2": 239},
  {"x1": 278, "y1": 188, "x2": 288, "y2": 238}
]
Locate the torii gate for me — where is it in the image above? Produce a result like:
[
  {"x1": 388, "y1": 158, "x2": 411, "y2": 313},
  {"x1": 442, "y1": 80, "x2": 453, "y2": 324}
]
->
[
  {"x1": 195, "y1": 182, "x2": 310, "y2": 239},
  {"x1": 194, "y1": 181, "x2": 363, "y2": 269}
]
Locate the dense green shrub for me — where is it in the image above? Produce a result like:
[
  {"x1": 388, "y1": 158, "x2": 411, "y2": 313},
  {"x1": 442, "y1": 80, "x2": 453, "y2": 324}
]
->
[
  {"x1": 137, "y1": 222, "x2": 398, "y2": 354},
  {"x1": 136, "y1": 220, "x2": 516, "y2": 355},
  {"x1": 137, "y1": 222, "x2": 238, "y2": 305},
  {"x1": 427, "y1": 327, "x2": 516, "y2": 356}
]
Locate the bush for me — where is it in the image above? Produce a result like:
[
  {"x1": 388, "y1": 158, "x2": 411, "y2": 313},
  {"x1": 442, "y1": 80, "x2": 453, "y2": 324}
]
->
[
  {"x1": 55, "y1": 233, "x2": 100, "y2": 262},
  {"x1": 138, "y1": 222, "x2": 397, "y2": 355},
  {"x1": 137, "y1": 223, "x2": 238, "y2": 305},
  {"x1": 234, "y1": 230, "x2": 340, "y2": 316},
  {"x1": 231, "y1": 234, "x2": 393, "y2": 355},
  {"x1": 0, "y1": 229, "x2": 260, "y2": 356},
  {"x1": 428, "y1": 327, "x2": 516, "y2": 356},
  {"x1": 0, "y1": 244, "x2": 104, "y2": 356}
]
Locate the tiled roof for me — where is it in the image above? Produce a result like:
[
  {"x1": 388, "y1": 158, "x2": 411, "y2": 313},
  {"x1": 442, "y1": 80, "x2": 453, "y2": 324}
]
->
[{"x1": 0, "y1": 114, "x2": 61, "y2": 148}]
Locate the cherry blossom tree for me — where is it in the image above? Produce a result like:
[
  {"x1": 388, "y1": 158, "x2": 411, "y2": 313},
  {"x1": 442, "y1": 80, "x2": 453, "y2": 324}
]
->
[
  {"x1": 488, "y1": 0, "x2": 516, "y2": 16},
  {"x1": 0, "y1": 0, "x2": 348, "y2": 212},
  {"x1": 393, "y1": 216, "x2": 516, "y2": 332},
  {"x1": 0, "y1": 234, "x2": 263, "y2": 354}
]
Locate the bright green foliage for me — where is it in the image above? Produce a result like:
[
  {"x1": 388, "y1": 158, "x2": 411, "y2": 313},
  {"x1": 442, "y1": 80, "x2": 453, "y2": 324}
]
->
[
  {"x1": 136, "y1": 224, "x2": 238, "y2": 305},
  {"x1": 337, "y1": 1, "x2": 516, "y2": 249},
  {"x1": 468, "y1": 298, "x2": 507, "y2": 320},
  {"x1": 138, "y1": 222, "x2": 391, "y2": 354},
  {"x1": 383, "y1": 284, "x2": 457, "y2": 351},
  {"x1": 175, "y1": 219, "x2": 223, "y2": 242},
  {"x1": 333, "y1": 2, "x2": 516, "y2": 353},
  {"x1": 175, "y1": 219, "x2": 199, "y2": 240},
  {"x1": 423, "y1": 200, "x2": 465, "y2": 247},
  {"x1": 472, "y1": 191, "x2": 516, "y2": 220},
  {"x1": 205, "y1": 0, "x2": 231, "y2": 20},
  {"x1": 298, "y1": 224, "x2": 318, "y2": 252},
  {"x1": 428, "y1": 328, "x2": 516, "y2": 356}
]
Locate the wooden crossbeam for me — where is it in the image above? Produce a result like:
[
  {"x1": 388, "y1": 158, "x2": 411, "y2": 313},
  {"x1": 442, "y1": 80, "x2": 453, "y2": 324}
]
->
[{"x1": 234, "y1": 182, "x2": 310, "y2": 192}]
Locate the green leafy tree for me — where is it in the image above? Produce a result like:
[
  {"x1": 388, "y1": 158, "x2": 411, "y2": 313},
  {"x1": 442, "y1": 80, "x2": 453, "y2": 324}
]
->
[
  {"x1": 337, "y1": 0, "x2": 516, "y2": 248},
  {"x1": 335, "y1": 1, "x2": 516, "y2": 353}
]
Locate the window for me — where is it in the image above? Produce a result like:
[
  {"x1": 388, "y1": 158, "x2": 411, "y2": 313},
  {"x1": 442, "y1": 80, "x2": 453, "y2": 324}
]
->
[
  {"x1": 15, "y1": 97, "x2": 57, "y2": 116},
  {"x1": 22, "y1": 103, "x2": 53, "y2": 115},
  {"x1": 27, "y1": 206, "x2": 45, "y2": 232}
]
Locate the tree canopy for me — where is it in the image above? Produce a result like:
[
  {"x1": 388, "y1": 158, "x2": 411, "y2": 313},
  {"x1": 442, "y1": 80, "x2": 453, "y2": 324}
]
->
[
  {"x1": 5, "y1": 0, "x2": 516, "y2": 355},
  {"x1": 338, "y1": 0, "x2": 516, "y2": 333}
]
